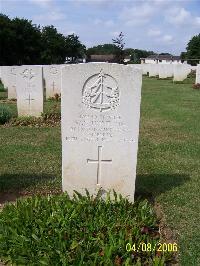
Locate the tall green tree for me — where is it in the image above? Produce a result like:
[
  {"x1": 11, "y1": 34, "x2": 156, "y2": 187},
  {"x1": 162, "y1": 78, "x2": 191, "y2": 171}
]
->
[
  {"x1": 11, "y1": 17, "x2": 42, "y2": 65},
  {"x1": 0, "y1": 14, "x2": 15, "y2": 65},
  {"x1": 185, "y1": 34, "x2": 200, "y2": 65},
  {"x1": 65, "y1": 34, "x2": 86, "y2": 62},
  {"x1": 0, "y1": 14, "x2": 42, "y2": 65},
  {"x1": 112, "y1": 32, "x2": 125, "y2": 64},
  {"x1": 41, "y1": 25, "x2": 66, "y2": 64},
  {"x1": 86, "y1": 44, "x2": 119, "y2": 56}
]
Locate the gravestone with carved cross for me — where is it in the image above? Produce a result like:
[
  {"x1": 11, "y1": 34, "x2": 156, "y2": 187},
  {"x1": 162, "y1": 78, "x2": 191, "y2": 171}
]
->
[
  {"x1": 43, "y1": 65, "x2": 61, "y2": 99},
  {"x1": 7, "y1": 66, "x2": 17, "y2": 99},
  {"x1": 16, "y1": 66, "x2": 43, "y2": 117},
  {"x1": 61, "y1": 63, "x2": 142, "y2": 202}
]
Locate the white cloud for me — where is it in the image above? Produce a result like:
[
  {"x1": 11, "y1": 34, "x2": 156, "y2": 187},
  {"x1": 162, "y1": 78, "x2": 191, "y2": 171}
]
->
[
  {"x1": 162, "y1": 34, "x2": 173, "y2": 42},
  {"x1": 110, "y1": 31, "x2": 120, "y2": 37},
  {"x1": 194, "y1": 17, "x2": 200, "y2": 26},
  {"x1": 166, "y1": 7, "x2": 200, "y2": 27},
  {"x1": 120, "y1": 3, "x2": 155, "y2": 26},
  {"x1": 104, "y1": 20, "x2": 114, "y2": 27},
  {"x1": 93, "y1": 18, "x2": 114, "y2": 27},
  {"x1": 166, "y1": 7, "x2": 190, "y2": 25},
  {"x1": 29, "y1": 0, "x2": 52, "y2": 8},
  {"x1": 33, "y1": 10, "x2": 65, "y2": 22},
  {"x1": 148, "y1": 29, "x2": 161, "y2": 37},
  {"x1": 94, "y1": 19, "x2": 102, "y2": 25}
]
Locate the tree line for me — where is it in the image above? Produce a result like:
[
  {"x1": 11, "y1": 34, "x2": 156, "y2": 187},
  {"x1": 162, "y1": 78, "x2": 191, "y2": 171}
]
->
[
  {"x1": 181, "y1": 34, "x2": 200, "y2": 65},
  {"x1": 0, "y1": 14, "x2": 86, "y2": 65},
  {"x1": 1, "y1": 14, "x2": 199, "y2": 66}
]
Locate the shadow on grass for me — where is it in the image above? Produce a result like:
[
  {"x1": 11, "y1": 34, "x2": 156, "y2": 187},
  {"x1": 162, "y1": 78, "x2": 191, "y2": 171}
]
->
[
  {"x1": 0, "y1": 173, "x2": 58, "y2": 204},
  {"x1": 135, "y1": 173, "x2": 190, "y2": 200}
]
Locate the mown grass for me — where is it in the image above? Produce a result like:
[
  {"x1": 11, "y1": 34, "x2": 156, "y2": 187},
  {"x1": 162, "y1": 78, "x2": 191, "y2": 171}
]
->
[
  {"x1": 136, "y1": 76, "x2": 200, "y2": 265},
  {"x1": 0, "y1": 76, "x2": 199, "y2": 265}
]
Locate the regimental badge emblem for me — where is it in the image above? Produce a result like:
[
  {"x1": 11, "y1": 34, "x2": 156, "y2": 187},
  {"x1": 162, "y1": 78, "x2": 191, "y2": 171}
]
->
[
  {"x1": 21, "y1": 69, "x2": 35, "y2": 80},
  {"x1": 82, "y1": 69, "x2": 120, "y2": 112},
  {"x1": 50, "y1": 66, "x2": 58, "y2": 75}
]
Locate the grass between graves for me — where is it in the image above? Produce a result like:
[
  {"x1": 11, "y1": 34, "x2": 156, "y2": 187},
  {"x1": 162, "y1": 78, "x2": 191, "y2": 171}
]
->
[
  {"x1": 0, "y1": 76, "x2": 199, "y2": 265},
  {"x1": 136, "y1": 76, "x2": 200, "y2": 265}
]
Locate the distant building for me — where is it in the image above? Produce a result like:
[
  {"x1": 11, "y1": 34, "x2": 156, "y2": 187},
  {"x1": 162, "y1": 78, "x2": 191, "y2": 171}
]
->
[
  {"x1": 140, "y1": 54, "x2": 185, "y2": 64},
  {"x1": 87, "y1": 54, "x2": 117, "y2": 63},
  {"x1": 87, "y1": 54, "x2": 131, "y2": 63},
  {"x1": 65, "y1": 57, "x2": 86, "y2": 64}
]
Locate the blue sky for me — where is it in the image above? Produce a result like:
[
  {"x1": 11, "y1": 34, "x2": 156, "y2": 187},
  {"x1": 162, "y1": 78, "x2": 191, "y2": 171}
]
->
[{"x1": 1, "y1": 0, "x2": 200, "y2": 55}]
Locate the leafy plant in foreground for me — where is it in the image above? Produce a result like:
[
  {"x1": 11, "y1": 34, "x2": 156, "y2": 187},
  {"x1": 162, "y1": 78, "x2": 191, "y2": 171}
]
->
[
  {"x1": 0, "y1": 191, "x2": 175, "y2": 265},
  {"x1": 0, "y1": 105, "x2": 12, "y2": 124}
]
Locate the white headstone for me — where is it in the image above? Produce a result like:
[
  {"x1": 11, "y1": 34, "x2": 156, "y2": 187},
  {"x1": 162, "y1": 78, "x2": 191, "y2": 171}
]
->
[
  {"x1": 196, "y1": 64, "x2": 200, "y2": 84},
  {"x1": 7, "y1": 66, "x2": 17, "y2": 99},
  {"x1": 148, "y1": 64, "x2": 159, "y2": 77},
  {"x1": 43, "y1": 65, "x2": 61, "y2": 98},
  {"x1": 1, "y1": 66, "x2": 9, "y2": 89},
  {"x1": 61, "y1": 63, "x2": 142, "y2": 201},
  {"x1": 158, "y1": 64, "x2": 173, "y2": 79},
  {"x1": 16, "y1": 66, "x2": 43, "y2": 117},
  {"x1": 173, "y1": 64, "x2": 188, "y2": 81},
  {"x1": 141, "y1": 64, "x2": 150, "y2": 75}
]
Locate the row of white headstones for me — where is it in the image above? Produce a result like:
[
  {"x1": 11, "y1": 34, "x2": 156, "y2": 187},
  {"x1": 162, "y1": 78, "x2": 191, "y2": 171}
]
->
[
  {"x1": 0, "y1": 65, "x2": 62, "y2": 116},
  {"x1": 0, "y1": 63, "x2": 199, "y2": 201},
  {"x1": 133, "y1": 63, "x2": 199, "y2": 81}
]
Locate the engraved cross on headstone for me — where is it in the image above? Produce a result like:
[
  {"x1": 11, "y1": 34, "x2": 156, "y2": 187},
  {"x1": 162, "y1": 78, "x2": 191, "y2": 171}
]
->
[
  {"x1": 51, "y1": 81, "x2": 56, "y2": 92},
  {"x1": 87, "y1": 146, "x2": 112, "y2": 186},
  {"x1": 26, "y1": 93, "x2": 34, "y2": 105}
]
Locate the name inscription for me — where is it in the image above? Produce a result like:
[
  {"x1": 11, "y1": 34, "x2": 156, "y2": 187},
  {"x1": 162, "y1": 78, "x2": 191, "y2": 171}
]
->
[{"x1": 65, "y1": 114, "x2": 135, "y2": 143}]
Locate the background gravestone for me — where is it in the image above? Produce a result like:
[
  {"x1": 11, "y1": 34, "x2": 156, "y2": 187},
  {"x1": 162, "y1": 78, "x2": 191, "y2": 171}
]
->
[
  {"x1": 148, "y1": 64, "x2": 159, "y2": 77},
  {"x1": 141, "y1": 64, "x2": 150, "y2": 75},
  {"x1": 61, "y1": 63, "x2": 142, "y2": 201},
  {"x1": 16, "y1": 66, "x2": 43, "y2": 117},
  {"x1": 196, "y1": 64, "x2": 200, "y2": 84},
  {"x1": 43, "y1": 65, "x2": 61, "y2": 99},
  {"x1": 8, "y1": 66, "x2": 17, "y2": 99},
  {"x1": 1, "y1": 66, "x2": 9, "y2": 90},
  {"x1": 173, "y1": 64, "x2": 188, "y2": 81}
]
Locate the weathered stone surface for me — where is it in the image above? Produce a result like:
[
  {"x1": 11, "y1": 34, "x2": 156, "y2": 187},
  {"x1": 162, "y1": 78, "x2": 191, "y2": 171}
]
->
[
  {"x1": 16, "y1": 66, "x2": 43, "y2": 117},
  {"x1": 43, "y1": 65, "x2": 61, "y2": 98},
  {"x1": 148, "y1": 64, "x2": 159, "y2": 77},
  {"x1": 61, "y1": 63, "x2": 142, "y2": 201},
  {"x1": 196, "y1": 64, "x2": 200, "y2": 84},
  {"x1": 158, "y1": 64, "x2": 173, "y2": 79},
  {"x1": 0, "y1": 66, "x2": 9, "y2": 89},
  {"x1": 173, "y1": 64, "x2": 189, "y2": 81},
  {"x1": 141, "y1": 64, "x2": 150, "y2": 75},
  {"x1": 7, "y1": 66, "x2": 17, "y2": 99}
]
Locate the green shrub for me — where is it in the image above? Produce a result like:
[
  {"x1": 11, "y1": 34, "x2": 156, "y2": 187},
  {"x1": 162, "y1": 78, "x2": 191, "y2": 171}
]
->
[
  {"x1": 0, "y1": 191, "x2": 174, "y2": 265},
  {"x1": 0, "y1": 105, "x2": 12, "y2": 124},
  {"x1": 48, "y1": 93, "x2": 61, "y2": 102},
  {"x1": 0, "y1": 81, "x2": 6, "y2": 92}
]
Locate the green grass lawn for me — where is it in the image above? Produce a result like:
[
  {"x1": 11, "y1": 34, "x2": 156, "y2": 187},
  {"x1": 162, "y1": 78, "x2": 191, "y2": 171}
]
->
[{"x1": 0, "y1": 76, "x2": 199, "y2": 265}]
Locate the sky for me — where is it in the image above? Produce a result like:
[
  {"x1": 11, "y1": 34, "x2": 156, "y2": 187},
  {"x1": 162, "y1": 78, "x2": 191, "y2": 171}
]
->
[{"x1": 1, "y1": 0, "x2": 200, "y2": 55}]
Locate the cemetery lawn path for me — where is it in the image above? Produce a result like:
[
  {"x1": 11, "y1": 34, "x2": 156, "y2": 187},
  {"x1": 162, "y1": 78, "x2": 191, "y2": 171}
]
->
[{"x1": 136, "y1": 76, "x2": 200, "y2": 266}]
